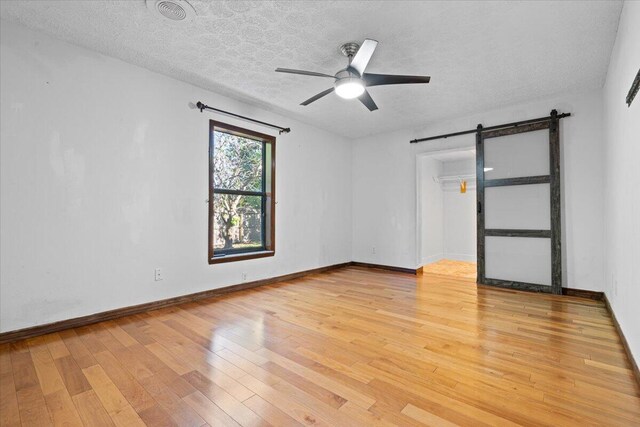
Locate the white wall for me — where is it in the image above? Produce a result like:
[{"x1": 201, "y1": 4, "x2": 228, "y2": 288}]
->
[
  {"x1": 418, "y1": 157, "x2": 443, "y2": 264},
  {"x1": 442, "y1": 159, "x2": 476, "y2": 262},
  {"x1": 352, "y1": 89, "x2": 605, "y2": 291},
  {"x1": 0, "y1": 21, "x2": 352, "y2": 333},
  {"x1": 602, "y1": 1, "x2": 640, "y2": 365}
]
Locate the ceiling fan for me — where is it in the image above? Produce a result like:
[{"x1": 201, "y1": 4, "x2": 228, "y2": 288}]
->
[{"x1": 275, "y1": 39, "x2": 430, "y2": 111}]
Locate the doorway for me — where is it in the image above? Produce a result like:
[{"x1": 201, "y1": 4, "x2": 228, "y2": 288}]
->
[{"x1": 417, "y1": 148, "x2": 477, "y2": 280}]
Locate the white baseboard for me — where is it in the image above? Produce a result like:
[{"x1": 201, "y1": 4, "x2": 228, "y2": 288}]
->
[
  {"x1": 421, "y1": 253, "x2": 444, "y2": 266},
  {"x1": 444, "y1": 253, "x2": 477, "y2": 262}
]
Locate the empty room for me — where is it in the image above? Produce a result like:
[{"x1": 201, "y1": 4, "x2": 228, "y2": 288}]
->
[{"x1": 1, "y1": 1, "x2": 639, "y2": 426}]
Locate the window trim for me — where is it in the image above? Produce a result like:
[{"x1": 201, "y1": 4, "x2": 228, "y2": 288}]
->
[{"x1": 208, "y1": 120, "x2": 276, "y2": 264}]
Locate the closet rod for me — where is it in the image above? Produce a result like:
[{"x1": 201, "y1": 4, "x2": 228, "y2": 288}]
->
[
  {"x1": 435, "y1": 174, "x2": 476, "y2": 184},
  {"x1": 196, "y1": 102, "x2": 291, "y2": 135},
  {"x1": 410, "y1": 112, "x2": 571, "y2": 144},
  {"x1": 436, "y1": 174, "x2": 476, "y2": 182}
]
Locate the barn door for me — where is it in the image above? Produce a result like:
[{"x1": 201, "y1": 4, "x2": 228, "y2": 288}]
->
[{"x1": 476, "y1": 110, "x2": 561, "y2": 294}]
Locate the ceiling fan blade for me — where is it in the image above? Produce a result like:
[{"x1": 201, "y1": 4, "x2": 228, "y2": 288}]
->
[
  {"x1": 358, "y1": 90, "x2": 378, "y2": 111},
  {"x1": 363, "y1": 73, "x2": 431, "y2": 87},
  {"x1": 349, "y1": 39, "x2": 378, "y2": 75},
  {"x1": 301, "y1": 88, "x2": 335, "y2": 106},
  {"x1": 275, "y1": 68, "x2": 335, "y2": 79}
]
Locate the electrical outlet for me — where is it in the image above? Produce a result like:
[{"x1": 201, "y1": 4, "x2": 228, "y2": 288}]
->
[
  {"x1": 155, "y1": 268, "x2": 163, "y2": 281},
  {"x1": 241, "y1": 272, "x2": 247, "y2": 282},
  {"x1": 372, "y1": 247, "x2": 376, "y2": 255}
]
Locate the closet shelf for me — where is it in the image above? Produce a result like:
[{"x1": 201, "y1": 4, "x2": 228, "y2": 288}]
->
[{"x1": 434, "y1": 174, "x2": 476, "y2": 183}]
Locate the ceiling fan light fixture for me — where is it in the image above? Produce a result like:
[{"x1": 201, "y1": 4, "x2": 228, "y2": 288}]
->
[{"x1": 335, "y1": 78, "x2": 365, "y2": 99}]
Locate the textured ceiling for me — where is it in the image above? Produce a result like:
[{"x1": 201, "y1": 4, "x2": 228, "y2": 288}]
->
[{"x1": 0, "y1": 1, "x2": 623, "y2": 139}]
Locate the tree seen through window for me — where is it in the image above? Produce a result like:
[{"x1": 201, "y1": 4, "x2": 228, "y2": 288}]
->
[{"x1": 209, "y1": 122, "x2": 275, "y2": 262}]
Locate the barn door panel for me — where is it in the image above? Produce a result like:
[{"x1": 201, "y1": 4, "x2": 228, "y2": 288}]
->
[{"x1": 476, "y1": 110, "x2": 561, "y2": 294}]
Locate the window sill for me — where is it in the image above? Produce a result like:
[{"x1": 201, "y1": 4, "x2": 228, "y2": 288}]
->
[{"x1": 209, "y1": 250, "x2": 275, "y2": 264}]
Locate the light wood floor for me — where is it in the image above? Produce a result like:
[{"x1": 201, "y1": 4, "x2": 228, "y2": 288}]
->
[
  {"x1": 422, "y1": 259, "x2": 477, "y2": 280},
  {"x1": 1, "y1": 266, "x2": 639, "y2": 426}
]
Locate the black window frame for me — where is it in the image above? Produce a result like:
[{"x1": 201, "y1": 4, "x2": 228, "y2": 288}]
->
[{"x1": 208, "y1": 120, "x2": 275, "y2": 264}]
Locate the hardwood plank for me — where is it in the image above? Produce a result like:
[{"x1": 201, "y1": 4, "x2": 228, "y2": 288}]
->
[
  {"x1": 138, "y1": 373, "x2": 207, "y2": 427},
  {"x1": 101, "y1": 321, "x2": 138, "y2": 348},
  {"x1": 42, "y1": 389, "x2": 84, "y2": 427},
  {"x1": 71, "y1": 390, "x2": 115, "y2": 427},
  {"x1": 256, "y1": 347, "x2": 376, "y2": 410},
  {"x1": 10, "y1": 351, "x2": 39, "y2": 391},
  {"x1": 401, "y1": 403, "x2": 459, "y2": 427},
  {"x1": 243, "y1": 394, "x2": 303, "y2": 427},
  {"x1": 260, "y1": 360, "x2": 347, "y2": 409},
  {"x1": 57, "y1": 329, "x2": 97, "y2": 369},
  {"x1": 91, "y1": 350, "x2": 157, "y2": 412},
  {"x1": 137, "y1": 404, "x2": 179, "y2": 427},
  {"x1": 237, "y1": 374, "x2": 335, "y2": 426},
  {"x1": 29, "y1": 346, "x2": 65, "y2": 396},
  {"x1": 145, "y1": 342, "x2": 192, "y2": 376},
  {"x1": 42, "y1": 334, "x2": 71, "y2": 360},
  {"x1": 53, "y1": 355, "x2": 92, "y2": 397},
  {"x1": 182, "y1": 370, "x2": 263, "y2": 426},
  {"x1": 109, "y1": 406, "x2": 147, "y2": 427},
  {"x1": 16, "y1": 385, "x2": 52, "y2": 426},
  {"x1": 139, "y1": 319, "x2": 254, "y2": 400},
  {"x1": 81, "y1": 365, "x2": 146, "y2": 426},
  {"x1": 182, "y1": 391, "x2": 241, "y2": 426},
  {"x1": 0, "y1": 350, "x2": 21, "y2": 427}
]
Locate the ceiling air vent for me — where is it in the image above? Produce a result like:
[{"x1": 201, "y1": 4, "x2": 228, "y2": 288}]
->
[{"x1": 146, "y1": 0, "x2": 196, "y2": 22}]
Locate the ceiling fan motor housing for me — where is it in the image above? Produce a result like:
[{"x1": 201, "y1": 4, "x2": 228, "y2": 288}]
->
[{"x1": 335, "y1": 68, "x2": 360, "y2": 79}]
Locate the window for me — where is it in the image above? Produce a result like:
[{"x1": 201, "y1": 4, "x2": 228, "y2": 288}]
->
[{"x1": 209, "y1": 120, "x2": 275, "y2": 264}]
